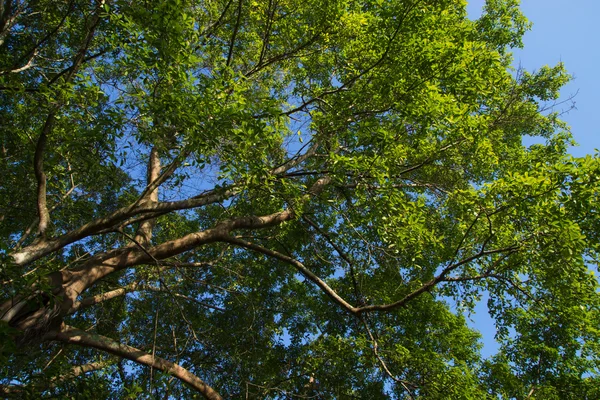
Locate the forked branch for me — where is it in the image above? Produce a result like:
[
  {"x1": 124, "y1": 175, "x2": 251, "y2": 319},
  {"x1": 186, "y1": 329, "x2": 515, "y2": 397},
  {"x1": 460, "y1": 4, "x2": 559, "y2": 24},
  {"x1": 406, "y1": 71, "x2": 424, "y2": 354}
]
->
[{"x1": 224, "y1": 237, "x2": 520, "y2": 316}]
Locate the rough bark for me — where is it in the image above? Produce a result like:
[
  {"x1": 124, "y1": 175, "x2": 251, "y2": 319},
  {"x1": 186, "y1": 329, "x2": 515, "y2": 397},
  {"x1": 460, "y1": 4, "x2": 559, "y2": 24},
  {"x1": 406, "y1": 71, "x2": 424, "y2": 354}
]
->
[{"x1": 133, "y1": 146, "x2": 161, "y2": 246}]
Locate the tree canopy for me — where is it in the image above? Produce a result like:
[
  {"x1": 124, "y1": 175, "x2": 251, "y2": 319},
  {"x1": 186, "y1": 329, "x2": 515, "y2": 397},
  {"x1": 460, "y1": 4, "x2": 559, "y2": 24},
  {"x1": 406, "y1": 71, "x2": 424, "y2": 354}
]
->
[{"x1": 1, "y1": 0, "x2": 599, "y2": 398}]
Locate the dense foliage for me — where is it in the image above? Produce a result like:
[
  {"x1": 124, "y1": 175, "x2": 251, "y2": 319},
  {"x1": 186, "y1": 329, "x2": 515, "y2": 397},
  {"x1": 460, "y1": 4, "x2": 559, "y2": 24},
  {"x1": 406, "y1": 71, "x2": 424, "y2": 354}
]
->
[{"x1": 1, "y1": 0, "x2": 599, "y2": 398}]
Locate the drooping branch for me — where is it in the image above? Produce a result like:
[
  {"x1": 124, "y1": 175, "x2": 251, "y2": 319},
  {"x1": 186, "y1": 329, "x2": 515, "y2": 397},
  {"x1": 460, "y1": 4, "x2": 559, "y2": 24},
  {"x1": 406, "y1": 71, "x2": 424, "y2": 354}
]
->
[
  {"x1": 0, "y1": 361, "x2": 111, "y2": 395},
  {"x1": 223, "y1": 236, "x2": 359, "y2": 314},
  {"x1": 224, "y1": 237, "x2": 521, "y2": 317},
  {"x1": 45, "y1": 325, "x2": 223, "y2": 400}
]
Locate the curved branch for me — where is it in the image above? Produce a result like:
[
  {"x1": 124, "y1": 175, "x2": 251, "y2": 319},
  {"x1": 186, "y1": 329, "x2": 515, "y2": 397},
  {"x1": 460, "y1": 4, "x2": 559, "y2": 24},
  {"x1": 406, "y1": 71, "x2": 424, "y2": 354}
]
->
[
  {"x1": 68, "y1": 282, "x2": 139, "y2": 314},
  {"x1": 31, "y1": 0, "x2": 105, "y2": 238},
  {"x1": 45, "y1": 325, "x2": 223, "y2": 400},
  {"x1": 357, "y1": 246, "x2": 520, "y2": 314},
  {"x1": 223, "y1": 236, "x2": 358, "y2": 314},
  {"x1": 224, "y1": 238, "x2": 520, "y2": 317},
  {"x1": 11, "y1": 151, "x2": 330, "y2": 266},
  {"x1": 302, "y1": 215, "x2": 361, "y2": 301},
  {"x1": 0, "y1": 361, "x2": 111, "y2": 395}
]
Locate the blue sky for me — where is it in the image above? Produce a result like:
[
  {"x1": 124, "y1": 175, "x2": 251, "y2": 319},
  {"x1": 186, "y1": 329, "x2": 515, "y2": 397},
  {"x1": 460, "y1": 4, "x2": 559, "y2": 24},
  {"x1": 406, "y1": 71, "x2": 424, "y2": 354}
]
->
[
  {"x1": 468, "y1": 0, "x2": 600, "y2": 156},
  {"x1": 465, "y1": 0, "x2": 600, "y2": 357}
]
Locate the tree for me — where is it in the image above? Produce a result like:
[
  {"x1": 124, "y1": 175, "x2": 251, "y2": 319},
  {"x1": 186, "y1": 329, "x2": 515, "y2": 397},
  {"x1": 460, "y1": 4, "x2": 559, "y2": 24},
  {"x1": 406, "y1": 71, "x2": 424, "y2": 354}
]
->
[{"x1": 1, "y1": 0, "x2": 599, "y2": 397}]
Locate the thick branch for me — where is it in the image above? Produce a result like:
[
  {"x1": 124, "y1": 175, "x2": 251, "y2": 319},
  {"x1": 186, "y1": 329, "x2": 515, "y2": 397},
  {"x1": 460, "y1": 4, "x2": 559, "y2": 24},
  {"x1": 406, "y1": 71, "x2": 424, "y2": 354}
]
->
[
  {"x1": 45, "y1": 325, "x2": 223, "y2": 400},
  {"x1": 34, "y1": 118, "x2": 51, "y2": 235},
  {"x1": 11, "y1": 187, "x2": 236, "y2": 266},
  {"x1": 12, "y1": 147, "x2": 329, "y2": 266},
  {"x1": 68, "y1": 175, "x2": 331, "y2": 296},
  {"x1": 64, "y1": 361, "x2": 110, "y2": 379},
  {"x1": 64, "y1": 209, "x2": 295, "y2": 299},
  {"x1": 134, "y1": 147, "x2": 161, "y2": 246},
  {"x1": 14, "y1": 174, "x2": 78, "y2": 250}
]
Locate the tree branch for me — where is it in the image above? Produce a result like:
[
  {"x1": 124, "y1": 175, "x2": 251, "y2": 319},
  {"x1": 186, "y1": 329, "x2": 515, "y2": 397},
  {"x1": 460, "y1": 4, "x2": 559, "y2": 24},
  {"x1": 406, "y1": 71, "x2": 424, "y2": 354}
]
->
[
  {"x1": 226, "y1": 0, "x2": 243, "y2": 67},
  {"x1": 45, "y1": 325, "x2": 223, "y2": 400},
  {"x1": 68, "y1": 282, "x2": 225, "y2": 314},
  {"x1": 10, "y1": 186, "x2": 236, "y2": 266},
  {"x1": 68, "y1": 282, "x2": 140, "y2": 314},
  {"x1": 361, "y1": 317, "x2": 415, "y2": 399},
  {"x1": 270, "y1": 140, "x2": 320, "y2": 176},
  {"x1": 33, "y1": 118, "x2": 51, "y2": 236},
  {"x1": 302, "y1": 215, "x2": 362, "y2": 302},
  {"x1": 30, "y1": 0, "x2": 105, "y2": 238},
  {"x1": 133, "y1": 147, "x2": 161, "y2": 246},
  {"x1": 0, "y1": 361, "x2": 111, "y2": 395},
  {"x1": 14, "y1": 166, "x2": 78, "y2": 250},
  {"x1": 356, "y1": 246, "x2": 520, "y2": 314},
  {"x1": 222, "y1": 236, "x2": 358, "y2": 314}
]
